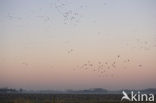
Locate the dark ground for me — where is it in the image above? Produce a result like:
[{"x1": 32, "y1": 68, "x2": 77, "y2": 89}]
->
[{"x1": 0, "y1": 93, "x2": 155, "y2": 103}]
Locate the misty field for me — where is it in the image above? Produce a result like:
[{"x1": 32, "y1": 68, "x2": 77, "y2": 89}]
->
[
  {"x1": 0, "y1": 93, "x2": 156, "y2": 103},
  {"x1": 0, "y1": 94, "x2": 120, "y2": 103}
]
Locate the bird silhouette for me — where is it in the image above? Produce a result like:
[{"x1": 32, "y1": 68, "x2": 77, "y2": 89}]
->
[{"x1": 138, "y1": 64, "x2": 142, "y2": 67}]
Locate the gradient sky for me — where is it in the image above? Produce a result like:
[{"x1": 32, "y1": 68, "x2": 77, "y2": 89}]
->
[{"x1": 0, "y1": 0, "x2": 156, "y2": 90}]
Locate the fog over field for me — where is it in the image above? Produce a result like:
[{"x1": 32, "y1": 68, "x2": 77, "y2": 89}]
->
[{"x1": 0, "y1": 0, "x2": 156, "y2": 90}]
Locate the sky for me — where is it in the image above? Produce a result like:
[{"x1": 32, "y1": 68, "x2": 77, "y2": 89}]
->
[{"x1": 0, "y1": 0, "x2": 156, "y2": 90}]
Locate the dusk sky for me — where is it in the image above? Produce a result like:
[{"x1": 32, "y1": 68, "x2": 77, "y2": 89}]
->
[{"x1": 0, "y1": 0, "x2": 156, "y2": 90}]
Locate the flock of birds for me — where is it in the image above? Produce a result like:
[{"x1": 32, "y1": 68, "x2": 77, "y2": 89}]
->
[
  {"x1": 54, "y1": 0, "x2": 83, "y2": 25},
  {"x1": 5, "y1": 0, "x2": 156, "y2": 78},
  {"x1": 125, "y1": 38, "x2": 156, "y2": 51},
  {"x1": 67, "y1": 49, "x2": 74, "y2": 54},
  {"x1": 135, "y1": 39, "x2": 156, "y2": 51},
  {"x1": 73, "y1": 55, "x2": 143, "y2": 78},
  {"x1": 7, "y1": 0, "x2": 85, "y2": 26}
]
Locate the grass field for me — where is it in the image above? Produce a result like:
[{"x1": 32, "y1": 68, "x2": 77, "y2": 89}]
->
[{"x1": 0, "y1": 93, "x2": 156, "y2": 103}]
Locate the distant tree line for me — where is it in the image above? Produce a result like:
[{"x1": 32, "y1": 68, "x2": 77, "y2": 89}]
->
[{"x1": 0, "y1": 88, "x2": 23, "y2": 93}]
